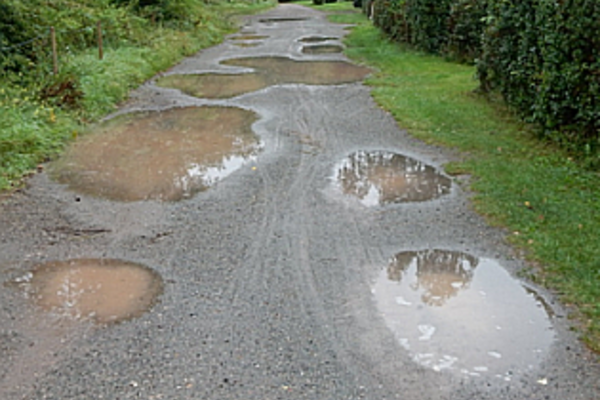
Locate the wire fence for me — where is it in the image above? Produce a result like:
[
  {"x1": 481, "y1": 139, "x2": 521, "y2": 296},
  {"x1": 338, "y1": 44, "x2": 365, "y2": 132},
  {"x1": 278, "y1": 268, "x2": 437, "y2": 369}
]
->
[{"x1": 0, "y1": 22, "x2": 106, "y2": 75}]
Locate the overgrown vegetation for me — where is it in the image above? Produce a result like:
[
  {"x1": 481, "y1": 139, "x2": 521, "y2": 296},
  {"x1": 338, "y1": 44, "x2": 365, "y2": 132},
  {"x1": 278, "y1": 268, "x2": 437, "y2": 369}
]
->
[
  {"x1": 364, "y1": 0, "x2": 600, "y2": 168},
  {"x1": 312, "y1": 2, "x2": 600, "y2": 352},
  {"x1": 0, "y1": 0, "x2": 274, "y2": 189}
]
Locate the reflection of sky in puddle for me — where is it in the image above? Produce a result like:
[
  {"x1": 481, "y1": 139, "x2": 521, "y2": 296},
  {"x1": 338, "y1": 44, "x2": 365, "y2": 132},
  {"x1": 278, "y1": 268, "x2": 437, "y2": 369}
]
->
[
  {"x1": 177, "y1": 152, "x2": 259, "y2": 195},
  {"x1": 334, "y1": 151, "x2": 451, "y2": 206},
  {"x1": 373, "y1": 250, "x2": 554, "y2": 379}
]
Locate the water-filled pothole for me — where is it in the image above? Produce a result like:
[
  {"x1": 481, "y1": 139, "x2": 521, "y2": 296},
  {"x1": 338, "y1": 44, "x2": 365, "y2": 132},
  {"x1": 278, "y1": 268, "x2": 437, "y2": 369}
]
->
[
  {"x1": 232, "y1": 42, "x2": 261, "y2": 48},
  {"x1": 259, "y1": 18, "x2": 309, "y2": 23},
  {"x1": 299, "y1": 36, "x2": 339, "y2": 43},
  {"x1": 230, "y1": 34, "x2": 268, "y2": 41},
  {"x1": 20, "y1": 259, "x2": 163, "y2": 324},
  {"x1": 334, "y1": 151, "x2": 451, "y2": 206},
  {"x1": 373, "y1": 250, "x2": 554, "y2": 378},
  {"x1": 50, "y1": 106, "x2": 260, "y2": 201},
  {"x1": 302, "y1": 44, "x2": 344, "y2": 54},
  {"x1": 157, "y1": 57, "x2": 371, "y2": 99}
]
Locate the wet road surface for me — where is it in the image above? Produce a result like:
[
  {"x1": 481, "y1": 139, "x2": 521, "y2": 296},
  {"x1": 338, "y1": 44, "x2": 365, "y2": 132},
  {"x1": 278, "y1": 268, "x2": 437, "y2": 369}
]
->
[{"x1": 0, "y1": 5, "x2": 599, "y2": 400}]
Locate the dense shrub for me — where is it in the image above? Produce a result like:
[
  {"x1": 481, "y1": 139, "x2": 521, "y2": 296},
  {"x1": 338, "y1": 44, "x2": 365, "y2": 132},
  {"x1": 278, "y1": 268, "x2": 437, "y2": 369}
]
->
[
  {"x1": 367, "y1": 0, "x2": 600, "y2": 164},
  {"x1": 445, "y1": 0, "x2": 486, "y2": 63},
  {"x1": 478, "y1": 0, "x2": 600, "y2": 160}
]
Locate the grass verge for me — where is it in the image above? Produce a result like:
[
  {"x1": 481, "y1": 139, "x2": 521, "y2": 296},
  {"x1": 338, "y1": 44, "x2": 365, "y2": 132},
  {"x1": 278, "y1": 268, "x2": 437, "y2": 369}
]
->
[
  {"x1": 308, "y1": 1, "x2": 600, "y2": 352},
  {"x1": 0, "y1": 0, "x2": 275, "y2": 190}
]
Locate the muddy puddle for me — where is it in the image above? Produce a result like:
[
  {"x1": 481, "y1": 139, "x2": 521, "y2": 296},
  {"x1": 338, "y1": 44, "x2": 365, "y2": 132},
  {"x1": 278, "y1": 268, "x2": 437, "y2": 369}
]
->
[
  {"x1": 259, "y1": 18, "x2": 309, "y2": 23},
  {"x1": 157, "y1": 57, "x2": 371, "y2": 99},
  {"x1": 373, "y1": 250, "x2": 554, "y2": 378},
  {"x1": 50, "y1": 106, "x2": 260, "y2": 201},
  {"x1": 334, "y1": 151, "x2": 451, "y2": 206},
  {"x1": 230, "y1": 34, "x2": 268, "y2": 41},
  {"x1": 15, "y1": 259, "x2": 163, "y2": 324},
  {"x1": 302, "y1": 44, "x2": 344, "y2": 54},
  {"x1": 299, "y1": 36, "x2": 339, "y2": 43}
]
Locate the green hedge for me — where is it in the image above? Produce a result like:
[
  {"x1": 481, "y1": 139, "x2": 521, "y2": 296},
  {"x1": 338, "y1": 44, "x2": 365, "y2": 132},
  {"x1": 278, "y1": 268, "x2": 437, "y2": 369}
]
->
[
  {"x1": 478, "y1": 0, "x2": 600, "y2": 161},
  {"x1": 367, "y1": 0, "x2": 600, "y2": 165}
]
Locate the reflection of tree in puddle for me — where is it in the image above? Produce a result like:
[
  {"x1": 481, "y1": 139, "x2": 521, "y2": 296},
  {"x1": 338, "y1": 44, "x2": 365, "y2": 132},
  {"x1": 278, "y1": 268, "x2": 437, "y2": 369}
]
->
[
  {"x1": 336, "y1": 151, "x2": 451, "y2": 205},
  {"x1": 388, "y1": 250, "x2": 478, "y2": 306}
]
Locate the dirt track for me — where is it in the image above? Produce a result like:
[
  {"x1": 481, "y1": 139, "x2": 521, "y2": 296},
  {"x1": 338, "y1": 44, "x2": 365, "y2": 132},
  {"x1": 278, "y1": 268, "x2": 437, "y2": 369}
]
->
[{"x1": 0, "y1": 5, "x2": 598, "y2": 399}]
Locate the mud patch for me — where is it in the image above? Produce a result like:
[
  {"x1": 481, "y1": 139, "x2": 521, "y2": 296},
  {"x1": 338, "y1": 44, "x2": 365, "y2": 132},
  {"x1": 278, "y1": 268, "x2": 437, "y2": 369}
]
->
[
  {"x1": 334, "y1": 151, "x2": 451, "y2": 206},
  {"x1": 22, "y1": 259, "x2": 163, "y2": 324},
  {"x1": 373, "y1": 250, "x2": 554, "y2": 378},
  {"x1": 50, "y1": 106, "x2": 260, "y2": 201},
  {"x1": 299, "y1": 36, "x2": 339, "y2": 43},
  {"x1": 158, "y1": 57, "x2": 371, "y2": 99},
  {"x1": 302, "y1": 44, "x2": 344, "y2": 54}
]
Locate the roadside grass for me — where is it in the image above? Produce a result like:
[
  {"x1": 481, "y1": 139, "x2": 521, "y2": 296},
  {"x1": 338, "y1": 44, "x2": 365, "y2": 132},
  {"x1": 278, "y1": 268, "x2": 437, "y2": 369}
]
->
[
  {"x1": 0, "y1": 0, "x2": 275, "y2": 190},
  {"x1": 309, "y1": 2, "x2": 600, "y2": 352}
]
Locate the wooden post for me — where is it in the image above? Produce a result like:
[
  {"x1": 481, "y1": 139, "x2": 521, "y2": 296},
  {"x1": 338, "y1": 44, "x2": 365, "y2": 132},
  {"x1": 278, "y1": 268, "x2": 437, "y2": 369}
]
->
[
  {"x1": 50, "y1": 26, "x2": 58, "y2": 75},
  {"x1": 97, "y1": 21, "x2": 103, "y2": 60}
]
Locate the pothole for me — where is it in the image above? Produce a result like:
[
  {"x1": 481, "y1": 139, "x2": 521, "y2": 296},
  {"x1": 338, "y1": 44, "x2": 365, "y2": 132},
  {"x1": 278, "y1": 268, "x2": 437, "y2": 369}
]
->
[
  {"x1": 333, "y1": 151, "x2": 451, "y2": 206},
  {"x1": 373, "y1": 250, "x2": 554, "y2": 378},
  {"x1": 157, "y1": 73, "x2": 266, "y2": 99},
  {"x1": 229, "y1": 34, "x2": 268, "y2": 41},
  {"x1": 157, "y1": 57, "x2": 371, "y2": 99},
  {"x1": 49, "y1": 106, "x2": 260, "y2": 202},
  {"x1": 259, "y1": 18, "x2": 309, "y2": 23},
  {"x1": 302, "y1": 44, "x2": 344, "y2": 54},
  {"x1": 222, "y1": 56, "x2": 371, "y2": 85},
  {"x1": 232, "y1": 42, "x2": 261, "y2": 48},
  {"x1": 16, "y1": 259, "x2": 163, "y2": 324},
  {"x1": 299, "y1": 36, "x2": 339, "y2": 43}
]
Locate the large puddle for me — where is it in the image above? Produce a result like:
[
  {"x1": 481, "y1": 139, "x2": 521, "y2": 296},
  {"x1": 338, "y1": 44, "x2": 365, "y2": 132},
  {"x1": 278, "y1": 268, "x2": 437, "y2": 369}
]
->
[
  {"x1": 334, "y1": 151, "x2": 452, "y2": 206},
  {"x1": 156, "y1": 57, "x2": 371, "y2": 99},
  {"x1": 373, "y1": 250, "x2": 554, "y2": 378},
  {"x1": 302, "y1": 44, "x2": 344, "y2": 54},
  {"x1": 50, "y1": 106, "x2": 260, "y2": 201},
  {"x1": 20, "y1": 259, "x2": 163, "y2": 324},
  {"x1": 299, "y1": 36, "x2": 339, "y2": 43}
]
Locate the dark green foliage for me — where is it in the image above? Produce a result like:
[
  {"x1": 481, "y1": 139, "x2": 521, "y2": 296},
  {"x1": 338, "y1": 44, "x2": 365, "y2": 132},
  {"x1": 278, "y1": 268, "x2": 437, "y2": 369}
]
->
[
  {"x1": 478, "y1": 0, "x2": 600, "y2": 164},
  {"x1": 446, "y1": 0, "x2": 486, "y2": 63},
  {"x1": 367, "y1": 0, "x2": 600, "y2": 166}
]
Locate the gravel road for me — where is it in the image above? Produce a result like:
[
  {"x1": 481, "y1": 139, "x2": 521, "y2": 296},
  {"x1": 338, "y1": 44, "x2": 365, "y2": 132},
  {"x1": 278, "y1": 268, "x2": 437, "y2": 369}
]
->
[{"x1": 0, "y1": 4, "x2": 598, "y2": 400}]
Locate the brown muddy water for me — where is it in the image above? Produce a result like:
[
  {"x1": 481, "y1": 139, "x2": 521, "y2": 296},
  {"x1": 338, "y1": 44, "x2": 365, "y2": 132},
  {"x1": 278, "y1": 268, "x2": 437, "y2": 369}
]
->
[
  {"x1": 229, "y1": 35, "x2": 268, "y2": 41},
  {"x1": 299, "y1": 36, "x2": 339, "y2": 43},
  {"x1": 259, "y1": 18, "x2": 309, "y2": 23},
  {"x1": 301, "y1": 44, "x2": 344, "y2": 54},
  {"x1": 156, "y1": 57, "x2": 371, "y2": 99},
  {"x1": 334, "y1": 151, "x2": 452, "y2": 206},
  {"x1": 50, "y1": 106, "x2": 260, "y2": 202},
  {"x1": 19, "y1": 259, "x2": 163, "y2": 324},
  {"x1": 373, "y1": 250, "x2": 554, "y2": 379}
]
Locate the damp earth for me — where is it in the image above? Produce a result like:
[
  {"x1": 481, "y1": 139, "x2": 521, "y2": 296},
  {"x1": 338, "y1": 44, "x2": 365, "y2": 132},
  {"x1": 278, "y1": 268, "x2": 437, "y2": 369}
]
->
[
  {"x1": 302, "y1": 44, "x2": 344, "y2": 54},
  {"x1": 156, "y1": 56, "x2": 371, "y2": 99},
  {"x1": 372, "y1": 250, "x2": 555, "y2": 378},
  {"x1": 333, "y1": 151, "x2": 452, "y2": 206},
  {"x1": 50, "y1": 106, "x2": 260, "y2": 201},
  {"x1": 23, "y1": 259, "x2": 163, "y2": 324}
]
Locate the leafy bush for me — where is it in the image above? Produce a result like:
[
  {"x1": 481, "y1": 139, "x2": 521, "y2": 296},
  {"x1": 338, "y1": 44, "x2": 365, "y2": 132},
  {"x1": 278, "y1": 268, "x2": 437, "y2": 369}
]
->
[
  {"x1": 478, "y1": 0, "x2": 600, "y2": 164},
  {"x1": 445, "y1": 0, "x2": 486, "y2": 63}
]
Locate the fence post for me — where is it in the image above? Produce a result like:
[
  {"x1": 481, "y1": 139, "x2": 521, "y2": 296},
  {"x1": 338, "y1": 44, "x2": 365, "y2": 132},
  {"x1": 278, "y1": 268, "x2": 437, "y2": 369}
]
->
[
  {"x1": 97, "y1": 21, "x2": 103, "y2": 60},
  {"x1": 50, "y1": 26, "x2": 58, "y2": 75}
]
